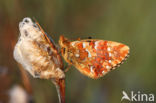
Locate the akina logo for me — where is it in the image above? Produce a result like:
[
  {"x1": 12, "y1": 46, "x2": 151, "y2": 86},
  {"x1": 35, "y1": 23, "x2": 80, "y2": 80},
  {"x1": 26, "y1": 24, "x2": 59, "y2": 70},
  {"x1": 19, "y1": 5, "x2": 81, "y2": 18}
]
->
[{"x1": 121, "y1": 91, "x2": 155, "y2": 102}]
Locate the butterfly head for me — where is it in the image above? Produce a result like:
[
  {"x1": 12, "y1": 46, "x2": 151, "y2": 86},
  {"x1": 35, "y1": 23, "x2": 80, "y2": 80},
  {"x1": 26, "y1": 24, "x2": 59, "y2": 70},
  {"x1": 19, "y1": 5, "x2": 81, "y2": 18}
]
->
[{"x1": 59, "y1": 35, "x2": 73, "y2": 64}]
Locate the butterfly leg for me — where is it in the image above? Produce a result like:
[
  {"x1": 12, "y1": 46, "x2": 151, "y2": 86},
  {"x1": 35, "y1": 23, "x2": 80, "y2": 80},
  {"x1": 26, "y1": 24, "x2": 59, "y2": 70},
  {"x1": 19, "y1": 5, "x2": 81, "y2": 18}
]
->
[{"x1": 64, "y1": 65, "x2": 71, "y2": 72}]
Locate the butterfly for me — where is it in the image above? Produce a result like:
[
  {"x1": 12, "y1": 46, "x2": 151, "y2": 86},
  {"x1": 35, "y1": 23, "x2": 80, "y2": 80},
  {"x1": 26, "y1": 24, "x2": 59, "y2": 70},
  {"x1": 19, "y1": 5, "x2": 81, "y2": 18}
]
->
[
  {"x1": 59, "y1": 35, "x2": 130, "y2": 79},
  {"x1": 13, "y1": 17, "x2": 65, "y2": 79}
]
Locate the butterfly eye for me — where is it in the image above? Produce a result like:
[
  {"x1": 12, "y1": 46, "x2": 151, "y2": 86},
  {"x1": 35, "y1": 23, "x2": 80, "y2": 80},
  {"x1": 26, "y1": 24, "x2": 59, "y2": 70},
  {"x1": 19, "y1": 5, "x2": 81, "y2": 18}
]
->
[
  {"x1": 63, "y1": 48, "x2": 66, "y2": 54},
  {"x1": 61, "y1": 48, "x2": 66, "y2": 55}
]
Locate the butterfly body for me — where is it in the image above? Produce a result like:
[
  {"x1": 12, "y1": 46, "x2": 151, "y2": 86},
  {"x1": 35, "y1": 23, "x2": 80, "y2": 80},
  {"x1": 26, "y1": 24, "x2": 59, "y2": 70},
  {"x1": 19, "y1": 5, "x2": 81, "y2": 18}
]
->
[
  {"x1": 14, "y1": 18, "x2": 65, "y2": 79},
  {"x1": 59, "y1": 35, "x2": 129, "y2": 79}
]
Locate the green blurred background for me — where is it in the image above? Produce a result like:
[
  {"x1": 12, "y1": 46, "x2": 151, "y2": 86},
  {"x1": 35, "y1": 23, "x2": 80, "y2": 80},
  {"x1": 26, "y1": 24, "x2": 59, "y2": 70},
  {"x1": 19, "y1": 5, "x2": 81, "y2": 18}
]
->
[{"x1": 0, "y1": 0, "x2": 156, "y2": 103}]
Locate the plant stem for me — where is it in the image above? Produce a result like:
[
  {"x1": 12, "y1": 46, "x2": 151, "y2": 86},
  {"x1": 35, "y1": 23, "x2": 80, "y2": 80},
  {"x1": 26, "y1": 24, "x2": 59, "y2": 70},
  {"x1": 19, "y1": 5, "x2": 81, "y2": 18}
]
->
[{"x1": 51, "y1": 78, "x2": 65, "y2": 103}]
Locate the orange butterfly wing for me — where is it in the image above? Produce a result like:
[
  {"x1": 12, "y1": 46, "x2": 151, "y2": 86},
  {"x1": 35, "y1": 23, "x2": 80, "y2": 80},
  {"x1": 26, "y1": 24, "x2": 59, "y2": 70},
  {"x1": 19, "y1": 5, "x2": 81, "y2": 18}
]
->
[{"x1": 59, "y1": 36, "x2": 129, "y2": 79}]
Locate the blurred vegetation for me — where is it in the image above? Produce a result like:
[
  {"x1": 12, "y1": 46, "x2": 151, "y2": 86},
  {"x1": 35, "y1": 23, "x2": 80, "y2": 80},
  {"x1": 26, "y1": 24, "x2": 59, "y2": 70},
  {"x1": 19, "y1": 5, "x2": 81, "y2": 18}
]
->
[{"x1": 0, "y1": 0, "x2": 156, "y2": 103}]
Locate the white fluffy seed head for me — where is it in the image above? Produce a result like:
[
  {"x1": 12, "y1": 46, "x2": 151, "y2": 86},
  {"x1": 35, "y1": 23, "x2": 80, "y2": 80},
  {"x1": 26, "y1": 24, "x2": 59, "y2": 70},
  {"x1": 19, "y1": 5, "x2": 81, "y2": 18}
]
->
[
  {"x1": 19, "y1": 17, "x2": 42, "y2": 41},
  {"x1": 14, "y1": 17, "x2": 65, "y2": 79}
]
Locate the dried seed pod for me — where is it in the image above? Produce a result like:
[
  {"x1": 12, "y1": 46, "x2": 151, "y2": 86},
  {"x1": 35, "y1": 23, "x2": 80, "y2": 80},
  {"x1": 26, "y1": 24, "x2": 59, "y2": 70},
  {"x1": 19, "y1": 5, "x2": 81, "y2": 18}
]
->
[{"x1": 13, "y1": 17, "x2": 65, "y2": 79}]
